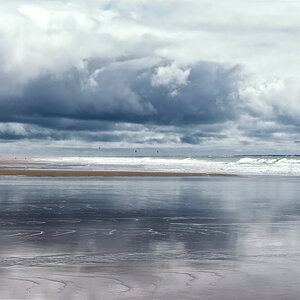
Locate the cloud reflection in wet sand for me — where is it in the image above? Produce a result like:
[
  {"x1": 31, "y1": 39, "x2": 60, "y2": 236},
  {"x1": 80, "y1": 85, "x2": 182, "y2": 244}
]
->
[{"x1": 0, "y1": 176, "x2": 299, "y2": 299}]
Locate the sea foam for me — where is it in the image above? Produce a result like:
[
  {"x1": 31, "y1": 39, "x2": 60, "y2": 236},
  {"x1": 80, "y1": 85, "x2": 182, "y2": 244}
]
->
[{"x1": 31, "y1": 156, "x2": 300, "y2": 176}]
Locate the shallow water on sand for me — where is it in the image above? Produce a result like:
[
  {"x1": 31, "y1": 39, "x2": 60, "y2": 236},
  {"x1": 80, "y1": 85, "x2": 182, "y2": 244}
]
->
[{"x1": 0, "y1": 176, "x2": 300, "y2": 299}]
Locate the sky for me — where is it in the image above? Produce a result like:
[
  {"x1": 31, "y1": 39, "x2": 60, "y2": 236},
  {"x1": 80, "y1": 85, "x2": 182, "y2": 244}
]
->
[{"x1": 0, "y1": 0, "x2": 300, "y2": 156}]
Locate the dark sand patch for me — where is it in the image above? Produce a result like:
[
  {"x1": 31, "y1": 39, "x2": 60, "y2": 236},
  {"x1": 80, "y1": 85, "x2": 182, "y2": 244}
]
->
[{"x1": 0, "y1": 169, "x2": 239, "y2": 177}]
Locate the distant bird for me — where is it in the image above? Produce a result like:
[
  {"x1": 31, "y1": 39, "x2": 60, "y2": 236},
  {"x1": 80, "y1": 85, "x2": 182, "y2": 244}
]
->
[{"x1": 134, "y1": 150, "x2": 137, "y2": 153}]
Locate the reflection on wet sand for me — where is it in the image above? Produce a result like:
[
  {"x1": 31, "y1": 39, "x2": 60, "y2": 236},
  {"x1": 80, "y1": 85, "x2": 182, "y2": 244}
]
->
[{"x1": 0, "y1": 176, "x2": 299, "y2": 299}]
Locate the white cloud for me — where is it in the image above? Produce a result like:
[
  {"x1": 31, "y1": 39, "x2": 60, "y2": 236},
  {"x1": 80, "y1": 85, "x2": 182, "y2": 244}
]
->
[
  {"x1": 1, "y1": 0, "x2": 300, "y2": 84},
  {"x1": 151, "y1": 64, "x2": 190, "y2": 95},
  {"x1": 239, "y1": 75, "x2": 300, "y2": 122}
]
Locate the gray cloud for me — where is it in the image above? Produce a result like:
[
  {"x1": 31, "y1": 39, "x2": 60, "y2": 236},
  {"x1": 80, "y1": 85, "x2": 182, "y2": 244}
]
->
[
  {"x1": 0, "y1": 60, "x2": 241, "y2": 128},
  {"x1": 0, "y1": 0, "x2": 300, "y2": 153}
]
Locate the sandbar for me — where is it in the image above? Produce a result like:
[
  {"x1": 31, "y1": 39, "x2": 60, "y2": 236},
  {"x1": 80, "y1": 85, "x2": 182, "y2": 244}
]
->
[{"x1": 0, "y1": 169, "x2": 239, "y2": 177}]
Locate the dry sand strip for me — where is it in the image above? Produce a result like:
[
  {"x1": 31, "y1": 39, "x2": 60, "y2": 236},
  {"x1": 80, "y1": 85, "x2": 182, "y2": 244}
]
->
[{"x1": 0, "y1": 169, "x2": 240, "y2": 177}]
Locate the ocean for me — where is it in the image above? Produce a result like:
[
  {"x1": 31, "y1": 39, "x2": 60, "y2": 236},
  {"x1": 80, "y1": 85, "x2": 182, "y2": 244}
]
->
[
  {"x1": 32, "y1": 155, "x2": 300, "y2": 175},
  {"x1": 0, "y1": 156, "x2": 299, "y2": 299}
]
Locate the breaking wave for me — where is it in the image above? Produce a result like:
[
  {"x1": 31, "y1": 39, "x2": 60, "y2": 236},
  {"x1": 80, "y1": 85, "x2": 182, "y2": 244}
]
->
[{"x1": 32, "y1": 156, "x2": 300, "y2": 176}]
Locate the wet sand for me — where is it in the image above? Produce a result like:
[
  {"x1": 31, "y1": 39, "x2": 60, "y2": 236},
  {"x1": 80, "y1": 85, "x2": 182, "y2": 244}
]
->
[
  {"x1": 0, "y1": 169, "x2": 239, "y2": 177},
  {"x1": 0, "y1": 176, "x2": 299, "y2": 299}
]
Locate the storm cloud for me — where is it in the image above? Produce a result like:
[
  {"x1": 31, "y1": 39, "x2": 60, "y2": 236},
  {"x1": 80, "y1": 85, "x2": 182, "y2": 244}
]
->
[
  {"x1": 0, "y1": 60, "x2": 241, "y2": 126},
  {"x1": 0, "y1": 0, "x2": 300, "y2": 153}
]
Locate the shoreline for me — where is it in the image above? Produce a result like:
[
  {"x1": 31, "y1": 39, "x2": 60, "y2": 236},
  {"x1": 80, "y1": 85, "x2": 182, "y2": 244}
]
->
[{"x1": 0, "y1": 169, "x2": 239, "y2": 177}]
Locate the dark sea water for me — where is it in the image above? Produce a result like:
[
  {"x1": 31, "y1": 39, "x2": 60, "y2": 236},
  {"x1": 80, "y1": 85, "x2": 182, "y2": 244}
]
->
[{"x1": 0, "y1": 176, "x2": 300, "y2": 299}]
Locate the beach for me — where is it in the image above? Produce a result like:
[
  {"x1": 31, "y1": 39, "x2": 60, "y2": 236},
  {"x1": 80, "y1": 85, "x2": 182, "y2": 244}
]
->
[
  {"x1": 1, "y1": 155, "x2": 299, "y2": 176},
  {"x1": 0, "y1": 169, "x2": 239, "y2": 177},
  {"x1": 1, "y1": 0, "x2": 299, "y2": 299},
  {"x1": 0, "y1": 157, "x2": 300, "y2": 300},
  {"x1": 0, "y1": 175, "x2": 299, "y2": 299},
  {"x1": 0, "y1": 156, "x2": 299, "y2": 299},
  {"x1": 0, "y1": 156, "x2": 241, "y2": 177}
]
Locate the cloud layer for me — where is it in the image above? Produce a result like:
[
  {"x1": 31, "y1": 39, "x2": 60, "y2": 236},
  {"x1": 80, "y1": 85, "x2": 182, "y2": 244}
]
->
[{"x1": 0, "y1": 0, "x2": 300, "y2": 153}]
